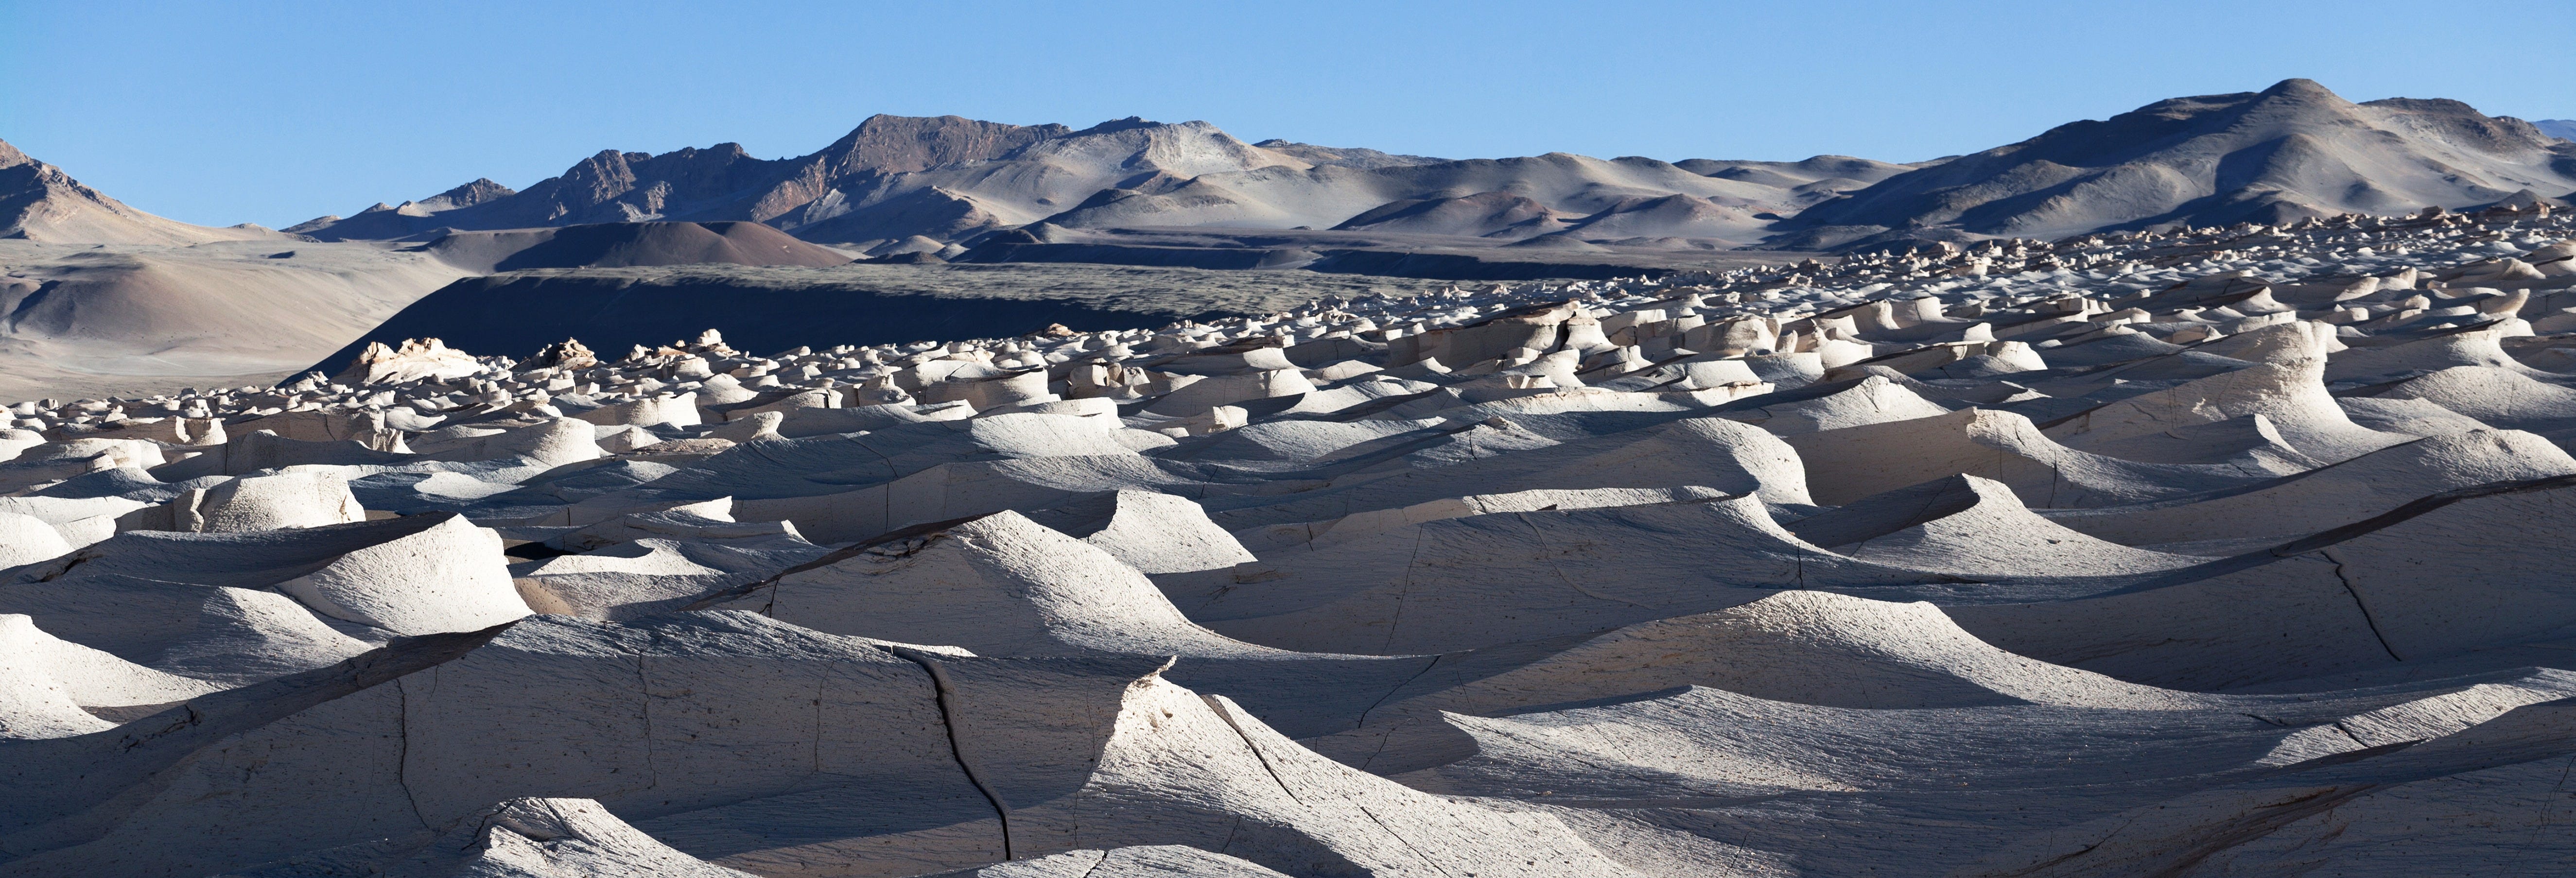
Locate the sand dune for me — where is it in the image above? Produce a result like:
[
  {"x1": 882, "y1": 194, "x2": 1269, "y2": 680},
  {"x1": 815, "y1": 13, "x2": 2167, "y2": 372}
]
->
[
  {"x1": 421, "y1": 222, "x2": 855, "y2": 273},
  {"x1": 0, "y1": 238, "x2": 473, "y2": 400}
]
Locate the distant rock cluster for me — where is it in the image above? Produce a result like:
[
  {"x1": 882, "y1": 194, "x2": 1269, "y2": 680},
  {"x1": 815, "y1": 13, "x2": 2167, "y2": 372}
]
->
[{"x1": 5, "y1": 202, "x2": 2576, "y2": 876}]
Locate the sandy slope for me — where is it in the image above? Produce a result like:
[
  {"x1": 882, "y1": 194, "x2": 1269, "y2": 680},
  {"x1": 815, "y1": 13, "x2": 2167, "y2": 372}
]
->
[{"x1": 0, "y1": 240, "x2": 471, "y2": 400}]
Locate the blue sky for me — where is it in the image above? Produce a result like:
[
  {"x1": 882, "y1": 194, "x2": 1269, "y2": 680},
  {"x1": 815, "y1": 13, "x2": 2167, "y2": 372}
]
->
[{"x1": 4, "y1": 0, "x2": 2568, "y2": 228}]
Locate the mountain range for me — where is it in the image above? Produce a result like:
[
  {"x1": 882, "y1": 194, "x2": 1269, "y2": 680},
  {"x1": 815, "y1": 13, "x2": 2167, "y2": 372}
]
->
[
  {"x1": 261, "y1": 79, "x2": 2572, "y2": 256},
  {"x1": 9, "y1": 80, "x2": 2569, "y2": 261},
  {"x1": 1, "y1": 78, "x2": 2571, "y2": 399},
  {"x1": 278, "y1": 115, "x2": 1917, "y2": 254},
  {"x1": 1784, "y1": 79, "x2": 2576, "y2": 247}
]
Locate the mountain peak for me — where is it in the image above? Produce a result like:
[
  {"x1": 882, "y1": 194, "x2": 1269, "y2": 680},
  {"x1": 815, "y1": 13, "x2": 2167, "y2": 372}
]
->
[
  {"x1": 2259, "y1": 78, "x2": 2336, "y2": 99},
  {"x1": 0, "y1": 138, "x2": 278, "y2": 244},
  {"x1": 815, "y1": 114, "x2": 1070, "y2": 175},
  {"x1": 1070, "y1": 116, "x2": 1169, "y2": 138},
  {"x1": 1788, "y1": 77, "x2": 2576, "y2": 241},
  {"x1": 267, "y1": 83, "x2": 2576, "y2": 254},
  {"x1": 420, "y1": 178, "x2": 516, "y2": 211}
]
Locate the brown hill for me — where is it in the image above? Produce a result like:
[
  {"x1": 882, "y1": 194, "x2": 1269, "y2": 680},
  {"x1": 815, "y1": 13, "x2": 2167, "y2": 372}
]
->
[
  {"x1": 0, "y1": 139, "x2": 280, "y2": 246},
  {"x1": 418, "y1": 221, "x2": 854, "y2": 273}
]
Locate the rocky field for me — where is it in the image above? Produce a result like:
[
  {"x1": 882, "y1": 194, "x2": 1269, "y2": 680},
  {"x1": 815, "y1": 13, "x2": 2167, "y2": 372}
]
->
[{"x1": 4, "y1": 202, "x2": 2576, "y2": 876}]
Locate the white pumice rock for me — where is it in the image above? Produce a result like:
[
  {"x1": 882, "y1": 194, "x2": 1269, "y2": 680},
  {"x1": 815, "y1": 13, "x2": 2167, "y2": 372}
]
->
[
  {"x1": 212, "y1": 797, "x2": 762, "y2": 877},
  {"x1": 0, "y1": 574, "x2": 372, "y2": 684},
  {"x1": 0, "y1": 613, "x2": 1648, "y2": 877},
  {"x1": 917, "y1": 845, "x2": 1293, "y2": 878},
  {"x1": 335, "y1": 338, "x2": 489, "y2": 386},
  {"x1": 1784, "y1": 408, "x2": 2276, "y2": 507},
  {"x1": 1044, "y1": 489, "x2": 1257, "y2": 574},
  {"x1": 10, "y1": 512, "x2": 526, "y2": 637},
  {"x1": 0, "y1": 613, "x2": 223, "y2": 739},
  {"x1": 1788, "y1": 474, "x2": 2205, "y2": 577},
  {"x1": 571, "y1": 392, "x2": 701, "y2": 429},
  {"x1": 0, "y1": 438, "x2": 166, "y2": 491},
  {"x1": 5, "y1": 207, "x2": 2576, "y2": 876},
  {"x1": 736, "y1": 511, "x2": 1284, "y2": 658},
  {"x1": 0, "y1": 512, "x2": 75, "y2": 567},
  {"x1": 165, "y1": 470, "x2": 368, "y2": 532},
  {"x1": 2043, "y1": 429, "x2": 2576, "y2": 547}
]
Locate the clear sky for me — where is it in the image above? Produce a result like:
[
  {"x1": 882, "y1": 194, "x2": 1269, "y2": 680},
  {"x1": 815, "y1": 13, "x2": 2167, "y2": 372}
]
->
[{"x1": 4, "y1": 0, "x2": 2569, "y2": 229}]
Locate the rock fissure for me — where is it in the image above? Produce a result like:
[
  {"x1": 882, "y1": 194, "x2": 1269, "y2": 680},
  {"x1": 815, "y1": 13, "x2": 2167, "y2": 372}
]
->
[{"x1": 888, "y1": 645, "x2": 1016, "y2": 861}]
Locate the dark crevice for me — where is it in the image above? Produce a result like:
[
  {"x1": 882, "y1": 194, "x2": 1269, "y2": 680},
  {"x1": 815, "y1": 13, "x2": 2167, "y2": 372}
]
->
[
  {"x1": 2091, "y1": 472, "x2": 2576, "y2": 599},
  {"x1": 1381, "y1": 527, "x2": 1428, "y2": 654},
  {"x1": 1203, "y1": 694, "x2": 1306, "y2": 806},
  {"x1": 395, "y1": 674, "x2": 430, "y2": 831},
  {"x1": 1353, "y1": 654, "x2": 1442, "y2": 733},
  {"x1": 1215, "y1": 813, "x2": 1246, "y2": 860},
  {"x1": 634, "y1": 636, "x2": 662, "y2": 790},
  {"x1": 679, "y1": 516, "x2": 978, "y2": 611},
  {"x1": 2323, "y1": 551, "x2": 2404, "y2": 662},
  {"x1": 889, "y1": 646, "x2": 1015, "y2": 861},
  {"x1": 1357, "y1": 804, "x2": 1458, "y2": 878}
]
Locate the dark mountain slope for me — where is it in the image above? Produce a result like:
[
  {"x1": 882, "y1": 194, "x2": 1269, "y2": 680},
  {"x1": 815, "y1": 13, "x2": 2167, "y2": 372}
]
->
[{"x1": 417, "y1": 222, "x2": 853, "y2": 273}]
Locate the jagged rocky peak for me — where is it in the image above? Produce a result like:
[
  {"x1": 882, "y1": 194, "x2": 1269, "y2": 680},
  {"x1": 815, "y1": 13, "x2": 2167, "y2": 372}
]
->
[
  {"x1": 812, "y1": 114, "x2": 1074, "y2": 175},
  {"x1": 481, "y1": 144, "x2": 774, "y2": 227},
  {"x1": 416, "y1": 177, "x2": 517, "y2": 211},
  {"x1": 1068, "y1": 115, "x2": 1165, "y2": 137}
]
